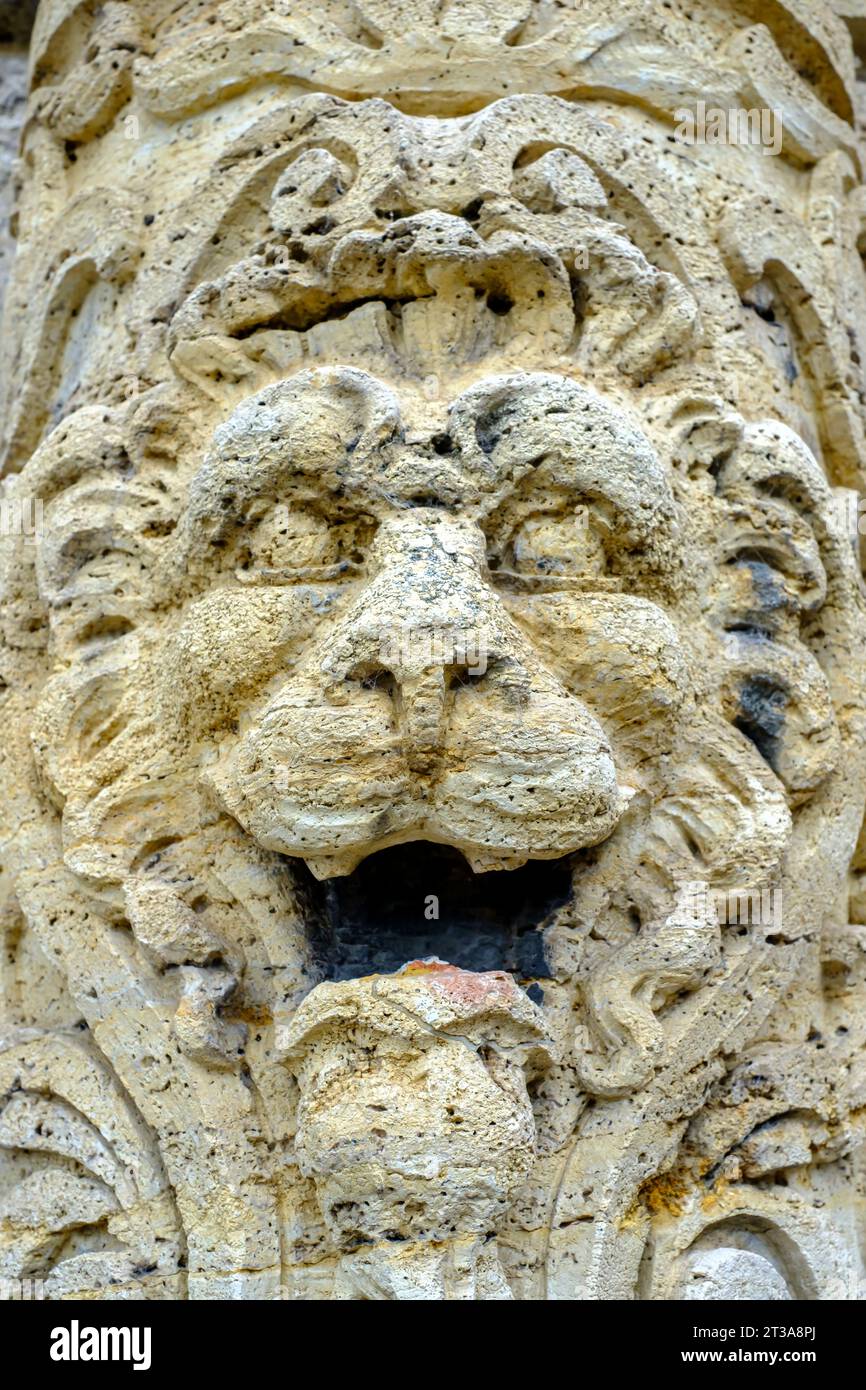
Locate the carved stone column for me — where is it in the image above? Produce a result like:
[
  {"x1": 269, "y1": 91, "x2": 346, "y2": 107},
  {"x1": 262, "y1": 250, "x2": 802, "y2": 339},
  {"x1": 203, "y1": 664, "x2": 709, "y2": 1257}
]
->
[{"x1": 1, "y1": 1, "x2": 865, "y2": 1301}]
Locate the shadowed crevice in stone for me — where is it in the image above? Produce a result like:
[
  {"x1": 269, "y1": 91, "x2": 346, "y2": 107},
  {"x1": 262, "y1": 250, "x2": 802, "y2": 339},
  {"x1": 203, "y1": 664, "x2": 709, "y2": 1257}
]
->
[
  {"x1": 301, "y1": 841, "x2": 570, "y2": 981},
  {"x1": 735, "y1": 675, "x2": 788, "y2": 772},
  {"x1": 0, "y1": 1, "x2": 37, "y2": 46}
]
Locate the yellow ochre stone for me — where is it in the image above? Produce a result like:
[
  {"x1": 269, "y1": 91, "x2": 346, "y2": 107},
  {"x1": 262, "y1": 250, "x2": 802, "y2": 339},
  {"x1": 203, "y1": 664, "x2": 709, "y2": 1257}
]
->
[{"x1": 0, "y1": 0, "x2": 864, "y2": 1300}]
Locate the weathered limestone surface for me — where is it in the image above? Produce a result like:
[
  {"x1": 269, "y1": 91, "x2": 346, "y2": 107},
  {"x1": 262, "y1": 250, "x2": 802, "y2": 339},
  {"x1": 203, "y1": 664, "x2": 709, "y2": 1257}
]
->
[
  {"x1": 0, "y1": 3, "x2": 38, "y2": 311},
  {"x1": 0, "y1": 0, "x2": 865, "y2": 1300}
]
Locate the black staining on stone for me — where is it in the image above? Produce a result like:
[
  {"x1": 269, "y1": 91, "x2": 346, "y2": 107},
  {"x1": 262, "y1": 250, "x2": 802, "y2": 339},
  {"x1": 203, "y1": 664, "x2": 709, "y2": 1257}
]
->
[
  {"x1": 474, "y1": 399, "x2": 513, "y2": 456},
  {"x1": 516, "y1": 929, "x2": 548, "y2": 979},
  {"x1": 475, "y1": 424, "x2": 500, "y2": 456},
  {"x1": 739, "y1": 558, "x2": 789, "y2": 617},
  {"x1": 304, "y1": 842, "x2": 567, "y2": 981},
  {"x1": 846, "y1": 324, "x2": 861, "y2": 369},
  {"x1": 741, "y1": 290, "x2": 802, "y2": 387},
  {"x1": 735, "y1": 675, "x2": 788, "y2": 769}
]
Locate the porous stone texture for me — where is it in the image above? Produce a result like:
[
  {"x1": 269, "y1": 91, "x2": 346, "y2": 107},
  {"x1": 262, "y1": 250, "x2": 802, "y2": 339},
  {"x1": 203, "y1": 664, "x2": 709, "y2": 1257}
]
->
[
  {"x1": 0, "y1": 2, "x2": 38, "y2": 312},
  {"x1": 0, "y1": 0, "x2": 865, "y2": 1301}
]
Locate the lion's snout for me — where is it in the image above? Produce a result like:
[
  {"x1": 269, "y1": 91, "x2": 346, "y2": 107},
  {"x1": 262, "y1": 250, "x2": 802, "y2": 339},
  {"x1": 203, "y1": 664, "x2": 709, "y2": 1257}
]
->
[{"x1": 207, "y1": 511, "x2": 625, "y2": 877}]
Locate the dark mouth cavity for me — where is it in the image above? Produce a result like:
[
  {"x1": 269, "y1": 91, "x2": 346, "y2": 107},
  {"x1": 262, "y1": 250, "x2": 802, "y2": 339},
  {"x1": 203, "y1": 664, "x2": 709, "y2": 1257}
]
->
[{"x1": 296, "y1": 842, "x2": 574, "y2": 988}]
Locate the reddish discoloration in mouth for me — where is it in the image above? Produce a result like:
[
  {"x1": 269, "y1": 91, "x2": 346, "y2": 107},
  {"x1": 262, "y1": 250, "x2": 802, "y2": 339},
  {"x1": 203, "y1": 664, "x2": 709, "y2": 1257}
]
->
[{"x1": 397, "y1": 958, "x2": 520, "y2": 1009}]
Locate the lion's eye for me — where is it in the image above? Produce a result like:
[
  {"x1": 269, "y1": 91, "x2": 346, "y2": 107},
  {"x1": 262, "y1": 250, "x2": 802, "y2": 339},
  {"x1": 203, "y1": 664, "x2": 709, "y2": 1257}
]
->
[
  {"x1": 235, "y1": 506, "x2": 368, "y2": 584},
  {"x1": 491, "y1": 508, "x2": 609, "y2": 589},
  {"x1": 249, "y1": 509, "x2": 333, "y2": 568}
]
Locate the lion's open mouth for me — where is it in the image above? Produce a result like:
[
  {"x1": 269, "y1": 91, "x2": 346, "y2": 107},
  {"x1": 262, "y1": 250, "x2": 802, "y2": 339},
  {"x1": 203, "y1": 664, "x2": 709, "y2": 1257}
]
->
[{"x1": 295, "y1": 840, "x2": 575, "y2": 987}]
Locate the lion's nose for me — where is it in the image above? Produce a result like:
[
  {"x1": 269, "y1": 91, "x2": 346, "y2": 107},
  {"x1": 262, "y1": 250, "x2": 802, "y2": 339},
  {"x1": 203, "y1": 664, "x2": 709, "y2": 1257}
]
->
[
  {"x1": 318, "y1": 511, "x2": 523, "y2": 774},
  {"x1": 393, "y1": 666, "x2": 449, "y2": 776},
  {"x1": 349, "y1": 657, "x2": 497, "y2": 777}
]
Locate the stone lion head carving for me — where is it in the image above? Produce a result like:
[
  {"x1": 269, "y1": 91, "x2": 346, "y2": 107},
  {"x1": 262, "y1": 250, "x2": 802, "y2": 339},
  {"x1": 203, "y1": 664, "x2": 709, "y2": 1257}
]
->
[
  {"x1": 2, "y1": 60, "x2": 865, "y2": 1300},
  {"x1": 16, "y1": 358, "x2": 856, "y2": 879}
]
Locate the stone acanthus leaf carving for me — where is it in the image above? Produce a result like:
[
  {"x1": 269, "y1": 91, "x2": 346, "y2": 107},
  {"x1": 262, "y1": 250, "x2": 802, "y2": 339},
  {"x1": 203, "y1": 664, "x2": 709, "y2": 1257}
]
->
[{"x1": 574, "y1": 880, "x2": 722, "y2": 1099}]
